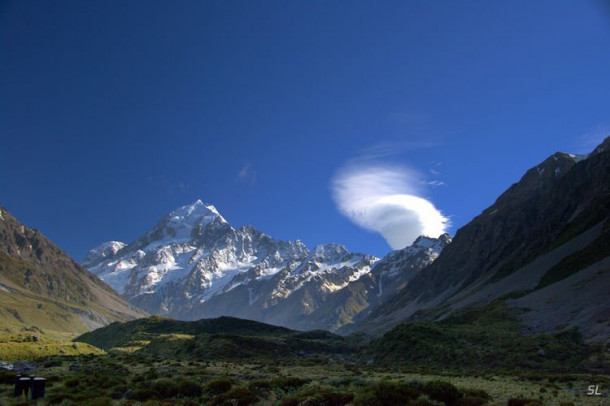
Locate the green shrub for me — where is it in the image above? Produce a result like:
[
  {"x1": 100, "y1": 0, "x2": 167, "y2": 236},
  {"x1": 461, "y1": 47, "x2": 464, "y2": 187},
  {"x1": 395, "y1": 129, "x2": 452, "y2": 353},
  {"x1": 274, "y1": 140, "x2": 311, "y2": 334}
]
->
[
  {"x1": 422, "y1": 380, "x2": 460, "y2": 406},
  {"x1": 206, "y1": 377, "x2": 233, "y2": 395},
  {"x1": 457, "y1": 396, "x2": 487, "y2": 406},
  {"x1": 354, "y1": 380, "x2": 420, "y2": 406},
  {"x1": 272, "y1": 376, "x2": 311, "y2": 391},
  {"x1": 45, "y1": 391, "x2": 75, "y2": 405},
  {"x1": 316, "y1": 389, "x2": 354, "y2": 405},
  {"x1": 42, "y1": 358, "x2": 63, "y2": 367},
  {"x1": 507, "y1": 399, "x2": 542, "y2": 406},
  {"x1": 87, "y1": 396, "x2": 113, "y2": 406},
  {"x1": 0, "y1": 368, "x2": 15, "y2": 384},
  {"x1": 278, "y1": 396, "x2": 300, "y2": 406},
  {"x1": 407, "y1": 396, "x2": 439, "y2": 406},
  {"x1": 459, "y1": 388, "x2": 491, "y2": 401},
  {"x1": 129, "y1": 388, "x2": 158, "y2": 401},
  {"x1": 152, "y1": 378, "x2": 180, "y2": 398},
  {"x1": 110, "y1": 384, "x2": 129, "y2": 399},
  {"x1": 248, "y1": 379, "x2": 273, "y2": 394},
  {"x1": 177, "y1": 378, "x2": 203, "y2": 397},
  {"x1": 210, "y1": 387, "x2": 259, "y2": 405},
  {"x1": 64, "y1": 376, "x2": 81, "y2": 388}
]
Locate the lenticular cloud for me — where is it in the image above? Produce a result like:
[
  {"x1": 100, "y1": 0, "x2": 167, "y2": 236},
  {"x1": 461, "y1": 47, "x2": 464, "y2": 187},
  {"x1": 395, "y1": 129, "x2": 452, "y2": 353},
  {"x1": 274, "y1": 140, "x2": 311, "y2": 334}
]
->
[{"x1": 331, "y1": 165, "x2": 449, "y2": 250}]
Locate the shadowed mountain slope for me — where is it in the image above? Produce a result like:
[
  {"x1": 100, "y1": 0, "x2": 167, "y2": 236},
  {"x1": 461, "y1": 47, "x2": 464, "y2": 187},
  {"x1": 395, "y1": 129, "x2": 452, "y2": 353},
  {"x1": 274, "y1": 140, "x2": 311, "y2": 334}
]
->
[
  {"x1": 358, "y1": 137, "x2": 610, "y2": 340},
  {"x1": 0, "y1": 207, "x2": 147, "y2": 334}
]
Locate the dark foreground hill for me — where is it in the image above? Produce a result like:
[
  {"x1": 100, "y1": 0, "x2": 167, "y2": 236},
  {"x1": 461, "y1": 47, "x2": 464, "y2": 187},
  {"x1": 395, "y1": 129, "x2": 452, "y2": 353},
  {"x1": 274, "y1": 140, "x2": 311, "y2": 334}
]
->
[
  {"x1": 75, "y1": 315, "x2": 352, "y2": 360},
  {"x1": 0, "y1": 207, "x2": 147, "y2": 335}
]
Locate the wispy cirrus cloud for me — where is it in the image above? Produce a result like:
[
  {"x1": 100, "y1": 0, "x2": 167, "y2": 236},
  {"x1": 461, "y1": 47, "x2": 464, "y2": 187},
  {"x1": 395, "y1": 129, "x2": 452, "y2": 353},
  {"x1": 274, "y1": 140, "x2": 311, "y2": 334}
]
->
[
  {"x1": 236, "y1": 163, "x2": 256, "y2": 184},
  {"x1": 575, "y1": 125, "x2": 609, "y2": 153},
  {"x1": 420, "y1": 180, "x2": 445, "y2": 187},
  {"x1": 146, "y1": 175, "x2": 190, "y2": 195},
  {"x1": 331, "y1": 163, "x2": 449, "y2": 250}
]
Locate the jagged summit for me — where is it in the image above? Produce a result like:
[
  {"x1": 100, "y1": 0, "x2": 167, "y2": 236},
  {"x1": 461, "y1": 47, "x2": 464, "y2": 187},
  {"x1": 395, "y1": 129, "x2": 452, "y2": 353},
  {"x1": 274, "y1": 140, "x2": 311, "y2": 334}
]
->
[
  {"x1": 82, "y1": 241, "x2": 127, "y2": 268},
  {"x1": 311, "y1": 243, "x2": 350, "y2": 262},
  {"x1": 592, "y1": 135, "x2": 610, "y2": 155},
  {"x1": 169, "y1": 199, "x2": 224, "y2": 223},
  {"x1": 408, "y1": 233, "x2": 452, "y2": 254}
]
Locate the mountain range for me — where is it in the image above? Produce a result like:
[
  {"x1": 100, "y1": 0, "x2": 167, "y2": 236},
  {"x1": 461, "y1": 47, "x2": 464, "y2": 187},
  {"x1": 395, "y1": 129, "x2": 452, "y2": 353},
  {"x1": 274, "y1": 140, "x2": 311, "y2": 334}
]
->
[
  {"x1": 84, "y1": 201, "x2": 450, "y2": 332},
  {"x1": 2, "y1": 137, "x2": 607, "y2": 346},
  {"x1": 82, "y1": 137, "x2": 609, "y2": 340}
]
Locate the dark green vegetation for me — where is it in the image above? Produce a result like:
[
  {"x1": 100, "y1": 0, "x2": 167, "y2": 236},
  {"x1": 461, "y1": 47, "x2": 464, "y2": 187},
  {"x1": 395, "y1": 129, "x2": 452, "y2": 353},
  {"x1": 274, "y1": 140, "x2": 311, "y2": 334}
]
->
[
  {"x1": 75, "y1": 310, "x2": 609, "y2": 376},
  {"x1": 0, "y1": 313, "x2": 580, "y2": 404},
  {"x1": 365, "y1": 302, "x2": 599, "y2": 373},
  {"x1": 75, "y1": 316, "x2": 351, "y2": 360},
  {"x1": 2, "y1": 349, "x2": 609, "y2": 406}
]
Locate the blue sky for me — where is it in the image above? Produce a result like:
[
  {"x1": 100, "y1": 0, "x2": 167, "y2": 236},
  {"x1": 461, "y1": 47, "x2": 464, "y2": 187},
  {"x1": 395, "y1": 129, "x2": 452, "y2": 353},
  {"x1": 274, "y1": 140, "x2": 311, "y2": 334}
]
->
[{"x1": 1, "y1": 1, "x2": 609, "y2": 259}]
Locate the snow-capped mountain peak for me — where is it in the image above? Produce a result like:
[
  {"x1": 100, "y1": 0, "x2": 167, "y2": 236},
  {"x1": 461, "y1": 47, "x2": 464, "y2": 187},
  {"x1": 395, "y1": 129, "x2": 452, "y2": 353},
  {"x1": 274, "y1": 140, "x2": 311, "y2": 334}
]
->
[
  {"x1": 84, "y1": 201, "x2": 450, "y2": 332},
  {"x1": 408, "y1": 233, "x2": 452, "y2": 256},
  {"x1": 163, "y1": 200, "x2": 227, "y2": 239},
  {"x1": 169, "y1": 200, "x2": 224, "y2": 224},
  {"x1": 82, "y1": 240, "x2": 127, "y2": 267}
]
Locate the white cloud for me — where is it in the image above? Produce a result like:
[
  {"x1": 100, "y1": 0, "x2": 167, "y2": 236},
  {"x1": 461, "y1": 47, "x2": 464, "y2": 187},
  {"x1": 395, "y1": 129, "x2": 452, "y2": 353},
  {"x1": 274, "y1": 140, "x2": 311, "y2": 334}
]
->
[{"x1": 331, "y1": 164, "x2": 449, "y2": 250}]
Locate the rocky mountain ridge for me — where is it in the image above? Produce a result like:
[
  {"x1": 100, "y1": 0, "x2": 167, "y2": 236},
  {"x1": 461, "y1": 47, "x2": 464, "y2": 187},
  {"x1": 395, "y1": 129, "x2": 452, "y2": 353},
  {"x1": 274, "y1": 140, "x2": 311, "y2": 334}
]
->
[
  {"x1": 84, "y1": 201, "x2": 450, "y2": 332},
  {"x1": 0, "y1": 207, "x2": 147, "y2": 334},
  {"x1": 357, "y1": 137, "x2": 610, "y2": 340}
]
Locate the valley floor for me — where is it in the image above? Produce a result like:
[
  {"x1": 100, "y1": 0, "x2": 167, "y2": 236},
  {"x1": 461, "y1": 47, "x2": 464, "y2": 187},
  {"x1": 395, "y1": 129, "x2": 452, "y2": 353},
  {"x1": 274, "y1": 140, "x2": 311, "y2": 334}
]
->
[{"x1": 0, "y1": 353, "x2": 608, "y2": 405}]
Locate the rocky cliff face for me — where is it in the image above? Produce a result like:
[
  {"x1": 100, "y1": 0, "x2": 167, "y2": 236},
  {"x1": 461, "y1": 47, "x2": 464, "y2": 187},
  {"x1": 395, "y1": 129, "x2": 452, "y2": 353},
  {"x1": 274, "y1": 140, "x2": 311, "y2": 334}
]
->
[
  {"x1": 0, "y1": 207, "x2": 146, "y2": 334},
  {"x1": 84, "y1": 201, "x2": 450, "y2": 331},
  {"x1": 360, "y1": 137, "x2": 610, "y2": 340}
]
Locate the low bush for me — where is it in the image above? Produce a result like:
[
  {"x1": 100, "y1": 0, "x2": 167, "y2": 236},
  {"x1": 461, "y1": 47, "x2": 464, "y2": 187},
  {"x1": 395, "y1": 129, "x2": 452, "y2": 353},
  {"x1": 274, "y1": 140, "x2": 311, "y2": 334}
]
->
[
  {"x1": 407, "y1": 396, "x2": 439, "y2": 406},
  {"x1": 279, "y1": 396, "x2": 300, "y2": 406},
  {"x1": 45, "y1": 391, "x2": 75, "y2": 405},
  {"x1": 459, "y1": 387, "x2": 492, "y2": 401},
  {"x1": 152, "y1": 378, "x2": 180, "y2": 398},
  {"x1": 316, "y1": 389, "x2": 354, "y2": 405},
  {"x1": 64, "y1": 375, "x2": 81, "y2": 389},
  {"x1": 109, "y1": 384, "x2": 129, "y2": 399},
  {"x1": 87, "y1": 396, "x2": 113, "y2": 406},
  {"x1": 177, "y1": 378, "x2": 203, "y2": 397},
  {"x1": 354, "y1": 380, "x2": 421, "y2": 406},
  {"x1": 206, "y1": 377, "x2": 233, "y2": 395},
  {"x1": 422, "y1": 380, "x2": 460, "y2": 406},
  {"x1": 272, "y1": 376, "x2": 310, "y2": 391},
  {"x1": 0, "y1": 369, "x2": 15, "y2": 384},
  {"x1": 210, "y1": 386, "x2": 259, "y2": 406},
  {"x1": 129, "y1": 388, "x2": 158, "y2": 401},
  {"x1": 458, "y1": 396, "x2": 488, "y2": 406},
  {"x1": 248, "y1": 379, "x2": 273, "y2": 393},
  {"x1": 507, "y1": 399, "x2": 543, "y2": 406}
]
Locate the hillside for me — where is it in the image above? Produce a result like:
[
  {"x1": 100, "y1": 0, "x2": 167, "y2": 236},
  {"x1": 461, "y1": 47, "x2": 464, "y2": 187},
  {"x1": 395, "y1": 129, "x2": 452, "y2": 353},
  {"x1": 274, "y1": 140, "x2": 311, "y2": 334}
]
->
[
  {"x1": 357, "y1": 137, "x2": 610, "y2": 340},
  {"x1": 75, "y1": 315, "x2": 352, "y2": 360},
  {"x1": 0, "y1": 207, "x2": 147, "y2": 335}
]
